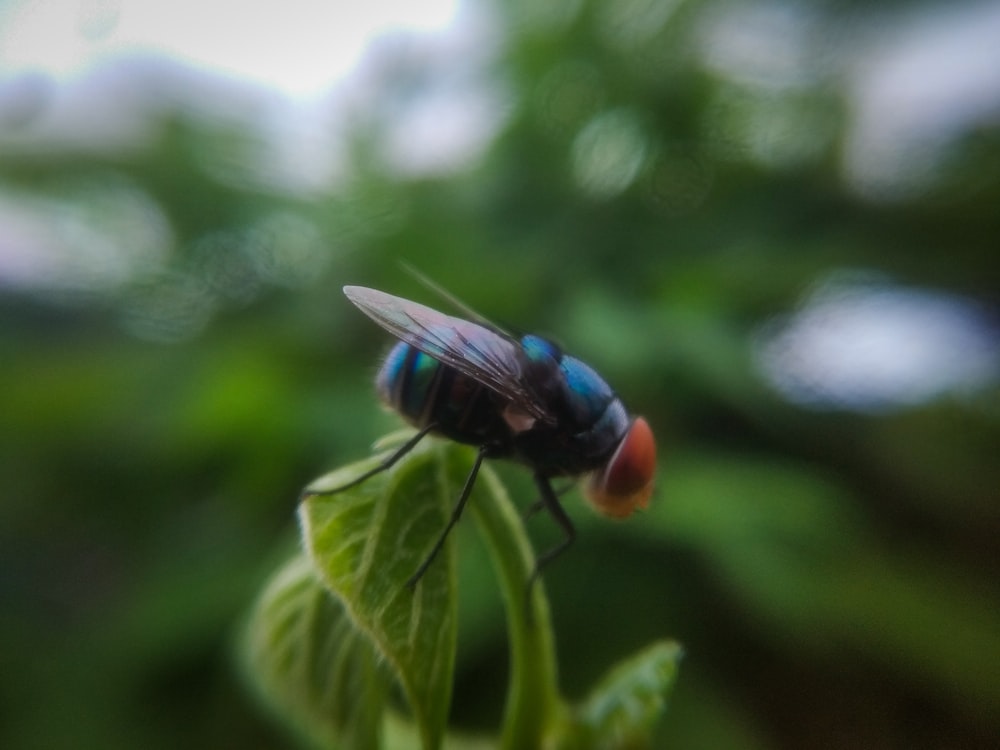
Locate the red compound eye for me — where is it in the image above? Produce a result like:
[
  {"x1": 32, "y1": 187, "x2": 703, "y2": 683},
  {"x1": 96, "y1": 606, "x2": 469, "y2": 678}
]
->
[{"x1": 585, "y1": 416, "x2": 656, "y2": 519}]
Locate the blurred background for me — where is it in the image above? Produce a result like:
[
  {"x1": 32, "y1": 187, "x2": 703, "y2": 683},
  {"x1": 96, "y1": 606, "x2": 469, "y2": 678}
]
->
[{"x1": 2, "y1": 0, "x2": 999, "y2": 748}]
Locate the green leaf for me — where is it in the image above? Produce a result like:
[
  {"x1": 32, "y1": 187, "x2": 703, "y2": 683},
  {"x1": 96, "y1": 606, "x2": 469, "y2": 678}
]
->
[
  {"x1": 466, "y1": 463, "x2": 561, "y2": 750},
  {"x1": 246, "y1": 433, "x2": 676, "y2": 750},
  {"x1": 299, "y1": 437, "x2": 463, "y2": 750},
  {"x1": 241, "y1": 554, "x2": 389, "y2": 749},
  {"x1": 555, "y1": 641, "x2": 683, "y2": 750}
]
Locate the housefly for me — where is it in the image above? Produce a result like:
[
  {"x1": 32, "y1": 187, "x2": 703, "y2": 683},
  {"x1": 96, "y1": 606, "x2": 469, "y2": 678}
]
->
[{"x1": 303, "y1": 286, "x2": 656, "y2": 596}]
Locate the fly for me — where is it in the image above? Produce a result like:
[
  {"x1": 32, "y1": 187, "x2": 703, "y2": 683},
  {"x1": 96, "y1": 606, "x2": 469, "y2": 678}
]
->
[{"x1": 303, "y1": 286, "x2": 657, "y2": 598}]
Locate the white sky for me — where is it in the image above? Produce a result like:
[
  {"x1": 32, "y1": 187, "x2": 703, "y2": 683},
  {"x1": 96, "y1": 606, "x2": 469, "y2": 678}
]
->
[
  {"x1": 0, "y1": 0, "x2": 460, "y2": 98},
  {"x1": 3, "y1": 0, "x2": 999, "y2": 184},
  {"x1": 0, "y1": 0, "x2": 494, "y2": 189}
]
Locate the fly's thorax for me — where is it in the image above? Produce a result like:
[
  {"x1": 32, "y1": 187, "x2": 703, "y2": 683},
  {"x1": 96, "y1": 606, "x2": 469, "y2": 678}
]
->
[
  {"x1": 516, "y1": 334, "x2": 564, "y2": 405},
  {"x1": 509, "y1": 333, "x2": 629, "y2": 475},
  {"x1": 513, "y1": 397, "x2": 631, "y2": 477},
  {"x1": 558, "y1": 354, "x2": 618, "y2": 427},
  {"x1": 519, "y1": 334, "x2": 618, "y2": 430}
]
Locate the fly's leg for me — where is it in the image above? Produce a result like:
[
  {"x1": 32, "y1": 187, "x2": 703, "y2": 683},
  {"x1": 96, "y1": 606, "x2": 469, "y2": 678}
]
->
[
  {"x1": 405, "y1": 444, "x2": 489, "y2": 590},
  {"x1": 299, "y1": 423, "x2": 438, "y2": 502},
  {"x1": 525, "y1": 474, "x2": 576, "y2": 620},
  {"x1": 523, "y1": 481, "x2": 573, "y2": 519}
]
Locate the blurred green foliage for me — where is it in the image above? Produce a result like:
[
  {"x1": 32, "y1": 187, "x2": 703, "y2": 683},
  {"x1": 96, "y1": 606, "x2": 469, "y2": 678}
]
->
[{"x1": 2, "y1": 0, "x2": 999, "y2": 748}]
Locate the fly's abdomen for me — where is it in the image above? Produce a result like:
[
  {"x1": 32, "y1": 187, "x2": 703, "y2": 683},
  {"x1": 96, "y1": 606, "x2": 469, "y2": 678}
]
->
[
  {"x1": 377, "y1": 342, "x2": 438, "y2": 423},
  {"x1": 376, "y1": 341, "x2": 508, "y2": 446}
]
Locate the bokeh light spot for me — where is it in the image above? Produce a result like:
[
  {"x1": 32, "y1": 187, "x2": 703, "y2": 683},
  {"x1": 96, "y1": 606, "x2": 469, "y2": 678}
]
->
[
  {"x1": 571, "y1": 108, "x2": 648, "y2": 199},
  {"x1": 755, "y1": 272, "x2": 1000, "y2": 412}
]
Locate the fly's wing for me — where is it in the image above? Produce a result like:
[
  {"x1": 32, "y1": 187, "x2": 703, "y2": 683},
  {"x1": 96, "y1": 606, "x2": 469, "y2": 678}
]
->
[{"x1": 344, "y1": 286, "x2": 553, "y2": 423}]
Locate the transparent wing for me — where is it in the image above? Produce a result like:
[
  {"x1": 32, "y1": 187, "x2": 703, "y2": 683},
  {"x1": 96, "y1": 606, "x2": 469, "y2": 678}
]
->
[{"x1": 343, "y1": 286, "x2": 553, "y2": 423}]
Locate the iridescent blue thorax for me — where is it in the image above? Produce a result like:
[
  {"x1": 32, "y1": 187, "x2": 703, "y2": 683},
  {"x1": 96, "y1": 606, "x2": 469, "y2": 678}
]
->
[{"x1": 514, "y1": 334, "x2": 630, "y2": 475}]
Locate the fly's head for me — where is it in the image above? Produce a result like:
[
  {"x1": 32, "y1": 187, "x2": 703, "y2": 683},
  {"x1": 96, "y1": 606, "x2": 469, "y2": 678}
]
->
[{"x1": 584, "y1": 417, "x2": 656, "y2": 519}]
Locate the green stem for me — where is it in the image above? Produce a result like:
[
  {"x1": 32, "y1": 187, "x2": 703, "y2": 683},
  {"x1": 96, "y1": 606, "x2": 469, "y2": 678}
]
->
[{"x1": 470, "y1": 466, "x2": 562, "y2": 750}]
